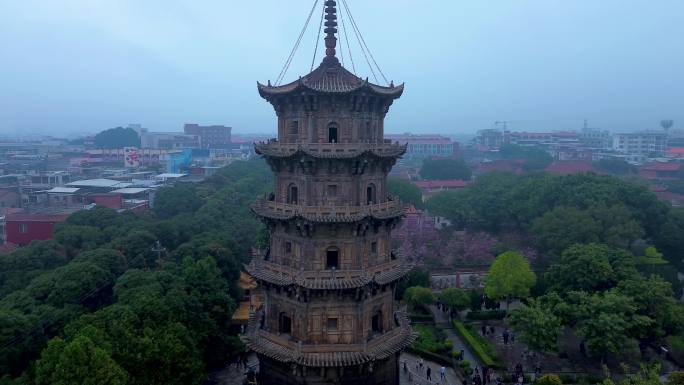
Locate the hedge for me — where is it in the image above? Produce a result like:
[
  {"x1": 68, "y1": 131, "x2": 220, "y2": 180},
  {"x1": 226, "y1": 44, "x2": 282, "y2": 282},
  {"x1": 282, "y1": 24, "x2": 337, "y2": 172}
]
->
[
  {"x1": 453, "y1": 320, "x2": 503, "y2": 369},
  {"x1": 466, "y1": 310, "x2": 507, "y2": 321},
  {"x1": 406, "y1": 346, "x2": 453, "y2": 367}
]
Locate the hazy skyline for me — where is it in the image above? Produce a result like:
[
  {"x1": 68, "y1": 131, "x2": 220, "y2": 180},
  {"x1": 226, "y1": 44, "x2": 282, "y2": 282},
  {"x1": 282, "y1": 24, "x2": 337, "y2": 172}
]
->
[{"x1": 1, "y1": 0, "x2": 683, "y2": 137}]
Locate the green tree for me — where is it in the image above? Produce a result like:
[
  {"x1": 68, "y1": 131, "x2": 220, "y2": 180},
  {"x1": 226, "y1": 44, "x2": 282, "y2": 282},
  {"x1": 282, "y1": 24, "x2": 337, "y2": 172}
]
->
[
  {"x1": 425, "y1": 190, "x2": 474, "y2": 229},
  {"x1": 438, "y1": 288, "x2": 470, "y2": 312},
  {"x1": 617, "y1": 274, "x2": 684, "y2": 336},
  {"x1": 573, "y1": 291, "x2": 652, "y2": 360},
  {"x1": 94, "y1": 127, "x2": 140, "y2": 149},
  {"x1": 485, "y1": 251, "x2": 536, "y2": 307},
  {"x1": 395, "y1": 268, "x2": 430, "y2": 300},
  {"x1": 387, "y1": 177, "x2": 423, "y2": 209},
  {"x1": 153, "y1": 185, "x2": 203, "y2": 219},
  {"x1": 54, "y1": 225, "x2": 104, "y2": 257},
  {"x1": 419, "y1": 158, "x2": 472, "y2": 180},
  {"x1": 35, "y1": 336, "x2": 128, "y2": 385},
  {"x1": 545, "y1": 244, "x2": 635, "y2": 294},
  {"x1": 532, "y1": 207, "x2": 600, "y2": 256},
  {"x1": 403, "y1": 286, "x2": 434, "y2": 310},
  {"x1": 508, "y1": 299, "x2": 563, "y2": 353}
]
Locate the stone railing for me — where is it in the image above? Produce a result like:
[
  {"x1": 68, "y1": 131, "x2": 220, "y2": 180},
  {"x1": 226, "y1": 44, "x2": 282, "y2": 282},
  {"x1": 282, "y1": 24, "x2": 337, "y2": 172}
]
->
[
  {"x1": 254, "y1": 140, "x2": 407, "y2": 159},
  {"x1": 245, "y1": 252, "x2": 412, "y2": 289},
  {"x1": 252, "y1": 198, "x2": 404, "y2": 222}
]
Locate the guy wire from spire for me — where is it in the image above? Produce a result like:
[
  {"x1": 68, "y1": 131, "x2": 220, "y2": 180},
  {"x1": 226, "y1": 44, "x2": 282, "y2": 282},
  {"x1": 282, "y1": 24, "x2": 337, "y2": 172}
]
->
[
  {"x1": 339, "y1": 0, "x2": 378, "y2": 83},
  {"x1": 276, "y1": 0, "x2": 319, "y2": 85},
  {"x1": 310, "y1": 1, "x2": 325, "y2": 72},
  {"x1": 339, "y1": 0, "x2": 356, "y2": 74},
  {"x1": 340, "y1": 0, "x2": 390, "y2": 85}
]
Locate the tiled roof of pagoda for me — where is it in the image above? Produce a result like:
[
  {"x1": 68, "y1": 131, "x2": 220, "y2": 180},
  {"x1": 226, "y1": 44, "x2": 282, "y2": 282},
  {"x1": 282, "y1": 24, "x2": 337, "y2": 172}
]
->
[
  {"x1": 258, "y1": 58, "x2": 403, "y2": 99},
  {"x1": 242, "y1": 310, "x2": 417, "y2": 367}
]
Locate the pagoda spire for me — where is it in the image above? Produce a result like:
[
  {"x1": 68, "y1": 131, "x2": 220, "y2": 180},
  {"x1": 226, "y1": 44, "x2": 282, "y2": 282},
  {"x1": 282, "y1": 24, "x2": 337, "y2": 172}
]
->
[{"x1": 323, "y1": 0, "x2": 338, "y2": 63}]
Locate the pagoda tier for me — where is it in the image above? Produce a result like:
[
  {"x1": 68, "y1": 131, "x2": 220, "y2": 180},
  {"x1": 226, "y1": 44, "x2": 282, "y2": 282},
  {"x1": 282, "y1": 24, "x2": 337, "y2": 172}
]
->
[
  {"x1": 246, "y1": 249, "x2": 413, "y2": 290},
  {"x1": 244, "y1": 309, "x2": 416, "y2": 368}
]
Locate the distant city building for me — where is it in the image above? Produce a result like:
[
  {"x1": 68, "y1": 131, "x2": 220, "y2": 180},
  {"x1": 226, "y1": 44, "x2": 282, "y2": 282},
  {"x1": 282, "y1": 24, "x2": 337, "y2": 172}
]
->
[
  {"x1": 385, "y1": 133, "x2": 456, "y2": 158},
  {"x1": 612, "y1": 131, "x2": 667, "y2": 156},
  {"x1": 474, "y1": 129, "x2": 506, "y2": 149},
  {"x1": 509, "y1": 131, "x2": 579, "y2": 147},
  {"x1": 140, "y1": 131, "x2": 199, "y2": 149},
  {"x1": 580, "y1": 120, "x2": 612, "y2": 149},
  {"x1": 183, "y1": 124, "x2": 232, "y2": 149}
]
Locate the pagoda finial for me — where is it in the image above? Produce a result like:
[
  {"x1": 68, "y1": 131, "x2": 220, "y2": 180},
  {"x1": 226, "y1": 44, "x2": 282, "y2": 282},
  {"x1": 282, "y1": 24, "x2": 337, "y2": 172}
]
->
[{"x1": 323, "y1": 0, "x2": 338, "y2": 62}]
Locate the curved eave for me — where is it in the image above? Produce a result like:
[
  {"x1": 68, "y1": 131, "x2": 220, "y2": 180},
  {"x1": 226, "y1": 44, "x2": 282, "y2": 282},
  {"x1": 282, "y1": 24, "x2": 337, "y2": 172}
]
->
[
  {"x1": 254, "y1": 145, "x2": 407, "y2": 160},
  {"x1": 257, "y1": 80, "x2": 404, "y2": 100},
  {"x1": 242, "y1": 311, "x2": 417, "y2": 368},
  {"x1": 244, "y1": 260, "x2": 413, "y2": 290}
]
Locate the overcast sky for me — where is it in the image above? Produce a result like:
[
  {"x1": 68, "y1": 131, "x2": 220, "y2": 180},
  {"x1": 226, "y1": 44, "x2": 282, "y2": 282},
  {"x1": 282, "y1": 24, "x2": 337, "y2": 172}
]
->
[{"x1": 0, "y1": 0, "x2": 683, "y2": 137}]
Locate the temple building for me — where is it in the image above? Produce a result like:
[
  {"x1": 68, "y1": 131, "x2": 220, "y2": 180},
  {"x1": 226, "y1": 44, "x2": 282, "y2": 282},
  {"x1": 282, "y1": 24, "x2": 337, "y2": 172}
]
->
[{"x1": 242, "y1": 1, "x2": 416, "y2": 384}]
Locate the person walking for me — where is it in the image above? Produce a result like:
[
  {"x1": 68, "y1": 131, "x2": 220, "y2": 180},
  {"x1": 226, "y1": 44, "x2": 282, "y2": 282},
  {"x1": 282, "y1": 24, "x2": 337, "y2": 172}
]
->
[
  {"x1": 419, "y1": 358, "x2": 424, "y2": 373},
  {"x1": 440, "y1": 366, "x2": 446, "y2": 381},
  {"x1": 503, "y1": 330, "x2": 510, "y2": 345},
  {"x1": 427, "y1": 366, "x2": 432, "y2": 381}
]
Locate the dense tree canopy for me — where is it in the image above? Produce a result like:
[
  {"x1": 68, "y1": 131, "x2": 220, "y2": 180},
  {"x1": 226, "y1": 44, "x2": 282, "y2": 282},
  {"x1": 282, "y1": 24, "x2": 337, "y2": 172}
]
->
[
  {"x1": 419, "y1": 158, "x2": 472, "y2": 180},
  {"x1": 387, "y1": 177, "x2": 424, "y2": 209},
  {"x1": 0, "y1": 158, "x2": 272, "y2": 384},
  {"x1": 94, "y1": 127, "x2": 141, "y2": 149}
]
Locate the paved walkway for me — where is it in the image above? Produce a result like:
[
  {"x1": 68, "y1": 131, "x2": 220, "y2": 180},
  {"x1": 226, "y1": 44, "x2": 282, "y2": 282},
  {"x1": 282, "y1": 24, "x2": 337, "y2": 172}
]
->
[
  {"x1": 430, "y1": 305, "x2": 483, "y2": 369},
  {"x1": 400, "y1": 351, "x2": 462, "y2": 385}
]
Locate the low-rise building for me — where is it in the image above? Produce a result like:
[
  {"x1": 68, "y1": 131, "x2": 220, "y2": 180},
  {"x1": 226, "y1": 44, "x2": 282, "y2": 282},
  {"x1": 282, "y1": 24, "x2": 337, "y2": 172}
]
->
[
  {"x1": 613, "y1": 131, "x2": 667, "y2": 156},
  {"x1": 385, "y1": 133, "x2": 456, "y2": 158},
  {"x1": 639, "y1": 161, "x2": 681, "y2": 180},
  {"x1": 413, "y1": 180, "x2": 470, "y2": 201},
  {"x1": 183, "y1": 124, "x2": 232, "y2": 149},
  {"x1": 4, "y1": 212, "x2": 70, "y2": 246}
]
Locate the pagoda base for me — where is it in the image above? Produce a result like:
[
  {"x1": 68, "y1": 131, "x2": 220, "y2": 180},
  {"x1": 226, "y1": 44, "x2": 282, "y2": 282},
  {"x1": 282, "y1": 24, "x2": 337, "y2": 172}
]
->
[{"x1": 256, "y1": 353, "x2": 399, "y2": 385}]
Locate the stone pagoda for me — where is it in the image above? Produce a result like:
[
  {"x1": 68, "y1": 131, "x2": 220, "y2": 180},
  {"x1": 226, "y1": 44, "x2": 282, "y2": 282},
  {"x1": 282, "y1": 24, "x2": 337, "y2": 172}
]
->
[{"x1": 243, "y1": 1, "x2": 415, "y2": 384}]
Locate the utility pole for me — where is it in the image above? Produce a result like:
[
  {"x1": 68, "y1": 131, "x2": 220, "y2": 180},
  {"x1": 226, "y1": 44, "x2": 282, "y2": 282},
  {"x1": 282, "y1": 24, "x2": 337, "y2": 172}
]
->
[{"x1": 151, "y1": 240, "x2": 166, "y2": 270}]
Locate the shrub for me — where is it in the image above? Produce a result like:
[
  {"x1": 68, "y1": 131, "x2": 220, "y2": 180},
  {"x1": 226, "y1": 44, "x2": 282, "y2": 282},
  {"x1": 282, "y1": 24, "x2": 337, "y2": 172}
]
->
[
  {"x1": 406, "y1": 347, "x2": 452, "y2": 367},
  {"x1": 413, "y1": 325, "x2": 447, "y2": 354},
  {"x1": 534, "y1": 374, "x2": 562, "y2": 385},
  {"x1": 466, "y1": 310, "x2": 507, "y2": 320},
  {"x1": 666, "y1": 372, "x2": 684, "y2": 385},
  {"x1": 458, "y1": 360, "x2": 474, "y2": 376}
]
